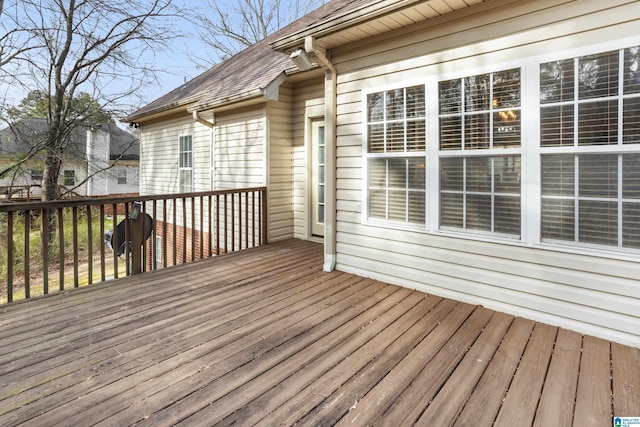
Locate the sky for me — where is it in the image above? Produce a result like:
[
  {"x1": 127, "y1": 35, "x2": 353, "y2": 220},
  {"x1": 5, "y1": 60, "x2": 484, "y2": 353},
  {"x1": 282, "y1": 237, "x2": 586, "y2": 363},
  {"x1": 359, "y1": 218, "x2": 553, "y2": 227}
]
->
[{"x1": 0, "y1": 0, "x2": 326, "y2": 120}]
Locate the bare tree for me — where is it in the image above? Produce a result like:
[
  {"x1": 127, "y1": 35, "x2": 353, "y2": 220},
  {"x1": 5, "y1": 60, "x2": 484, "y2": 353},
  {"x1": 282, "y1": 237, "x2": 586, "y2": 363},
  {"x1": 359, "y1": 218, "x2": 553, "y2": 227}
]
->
[
  {"x1": 192, "y1": 0, "x2": 325, "y2": 65},
  {"x1": 0, "y1": 0, "x2": 185, "y2": 201}
]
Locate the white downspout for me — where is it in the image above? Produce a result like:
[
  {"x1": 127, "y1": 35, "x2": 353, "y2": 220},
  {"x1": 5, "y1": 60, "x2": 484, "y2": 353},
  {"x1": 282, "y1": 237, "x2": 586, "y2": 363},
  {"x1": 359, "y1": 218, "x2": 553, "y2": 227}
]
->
[{"x1": 304, "y1": 36, "x2": 337, "y2": 272}]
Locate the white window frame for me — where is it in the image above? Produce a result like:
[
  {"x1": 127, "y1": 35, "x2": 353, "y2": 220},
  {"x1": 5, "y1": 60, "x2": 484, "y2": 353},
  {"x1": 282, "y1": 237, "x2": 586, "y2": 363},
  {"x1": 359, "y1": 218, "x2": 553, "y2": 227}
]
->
[
  {"x1": 361, "y1": 37, "x2": 640, "y2": 259},
  {"x1": 179, "y1": 134, "x2": 193, "y2": 193},
  {"x1": 362, "y1": 82, "x2": 428, "y2": 228},
  {"x1": 116, "y1": 168, "x2": 127, "y2": 185}
]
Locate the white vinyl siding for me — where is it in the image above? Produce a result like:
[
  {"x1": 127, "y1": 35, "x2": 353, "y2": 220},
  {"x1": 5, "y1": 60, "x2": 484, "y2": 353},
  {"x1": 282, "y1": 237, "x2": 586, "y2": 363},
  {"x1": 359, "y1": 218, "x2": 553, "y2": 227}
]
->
[
  {"x1": 267, "y1": 86, "x2": 295, "y2": 242},
  {"x1": 293, "y1": 76, "x2": 325, "y2": 239},
  {"x1": 331, "y1": 0, "x2": 640, "y2": 346}
]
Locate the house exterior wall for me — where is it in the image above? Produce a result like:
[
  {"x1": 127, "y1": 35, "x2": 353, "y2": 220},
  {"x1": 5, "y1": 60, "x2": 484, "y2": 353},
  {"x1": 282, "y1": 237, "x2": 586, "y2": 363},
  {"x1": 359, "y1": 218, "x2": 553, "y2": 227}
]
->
[
  {"x1": 266, "y1": 85, "x2": 295, "y2": 242},
  {"x1": 292, "y1": 77, "x2": 325, "y2": 239},
  {"x1": 330, "y1": 0, "x2": 640, "y2": 346}
]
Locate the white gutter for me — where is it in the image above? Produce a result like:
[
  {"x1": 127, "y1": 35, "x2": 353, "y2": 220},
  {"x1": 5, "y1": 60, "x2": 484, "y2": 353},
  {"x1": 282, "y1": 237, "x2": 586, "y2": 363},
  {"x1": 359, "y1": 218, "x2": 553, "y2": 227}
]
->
[{"x1": 304, "y1": 36, "x2": 337, "y2": 273}]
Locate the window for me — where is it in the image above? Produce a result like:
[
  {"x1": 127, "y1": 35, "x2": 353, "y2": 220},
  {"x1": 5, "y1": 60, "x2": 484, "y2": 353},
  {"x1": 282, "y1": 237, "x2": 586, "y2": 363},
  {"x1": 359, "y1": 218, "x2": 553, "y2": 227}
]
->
[
  {"x1": 155, "y1": 235, "x2": 163, "y2": 268},
  {"x1": 179, "y1": 135, "x2": 193, "y2": 193},
  {"x1": 117, "y1": 168, "x2": 127, "y2": 185},
  {"x1": 438, "y1": 69, "x2": 522, "y2": 236},
  {"x1": 362, "y1": 42, "x2": 640, "y2": 257},
  {"x1": 62, "y1": 170, "x2": 75, "y2": 186},
  {"x1": 30, "y1": 169, "x2": 43, "y2": 181},
  {"x1": 540, "y1": 47, "x2": 640, "y2": 249},
  {"x1": 366, "y1": 86, "x2": 426, "y2": 224}
]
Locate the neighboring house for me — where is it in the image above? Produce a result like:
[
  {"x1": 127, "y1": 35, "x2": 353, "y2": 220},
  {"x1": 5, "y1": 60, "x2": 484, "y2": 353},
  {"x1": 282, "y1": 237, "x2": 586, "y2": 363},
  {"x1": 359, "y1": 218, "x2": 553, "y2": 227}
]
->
[
  {"x1": 126, "y1": 0, "x2": 640, "y2": 347},
  {"x1": 0, "y1": 118, "x2": 140, "y2": 199}
]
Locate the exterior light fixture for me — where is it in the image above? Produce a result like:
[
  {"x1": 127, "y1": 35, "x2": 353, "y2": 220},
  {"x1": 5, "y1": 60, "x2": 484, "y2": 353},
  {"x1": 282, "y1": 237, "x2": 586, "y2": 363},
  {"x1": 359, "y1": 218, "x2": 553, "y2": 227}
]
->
[{"x1": 290, "y1": 49, "x2": 315, "y2": 71}]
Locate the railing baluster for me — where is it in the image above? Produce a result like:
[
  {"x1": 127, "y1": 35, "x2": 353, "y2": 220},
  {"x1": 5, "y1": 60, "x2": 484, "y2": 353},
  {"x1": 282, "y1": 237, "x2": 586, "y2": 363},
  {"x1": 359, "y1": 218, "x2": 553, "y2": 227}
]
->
[
  {"x1": 24, "y1": 210, "x2": 30, "y2": 299},
  {"x1": 224, "y1": 194, "x2": 228, "y2": 254},
  {"x1": 72, "y1": 207, "x2": 79, "y2": 288},
  {"x1": 231, "y1": 193, "x2": 235, "y2": 252},
  {"x1": 100, "y1": 205, "x2": 105, "y2": 282},
  {"x1": 112, "y1": 204, "x2": 118, "y2": 279},
  {"x1": 191, "y1": 196, "x2": 195, "y2": 261},
  {"x1": 58, "y1": 207, "x2": 64, "y2": 291},
  {"x1": 215, "y1": 194, "x2": 220, "y2": 255},
  {"x1": 124, "y1": 203, "x2": 130, "y2": 276},
  {"x1": 252, "y1": 191, "x2": 256, "y2": 247},
  {"x1": 172, "y1": 198, "x2": 177, "y2": 266},
  {"x1": 182, "y1": 197, "x2": 187, "y2": 264},
  {"x1": 199, "y1": 196, "x2": 204, "y2": 259},
  {"x1": 42, "y1": 209, "x2": 49, "y2": 295},
  {"x1": 162, "y1": 199, "x2": 167, "y2": 268},
  {"x1": 245, "y1": 191, "x2": 249, "y2": 249},
  {"x1": 7, "y1": 211, "x2": 14, "y2": 303},
  {"x1": 207, "y1": 195, "x2": 212, "y2": 257},
  {"x1": 87, "y1": 205, "x2": 93, "y2": 285}
]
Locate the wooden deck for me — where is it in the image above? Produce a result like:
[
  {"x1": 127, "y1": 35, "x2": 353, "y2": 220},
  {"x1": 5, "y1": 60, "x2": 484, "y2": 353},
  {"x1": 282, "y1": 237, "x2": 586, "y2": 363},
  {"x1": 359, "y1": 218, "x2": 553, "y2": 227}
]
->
[{"x1": 0, "y1": 239, "x2": 638, "y2": 426}]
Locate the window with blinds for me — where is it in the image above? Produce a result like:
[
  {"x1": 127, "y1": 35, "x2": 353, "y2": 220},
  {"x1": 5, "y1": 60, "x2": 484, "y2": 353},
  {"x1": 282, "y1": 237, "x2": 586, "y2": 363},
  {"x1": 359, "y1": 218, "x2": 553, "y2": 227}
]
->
[
  {"x1": 366, "y1": 86, "x2": 426, "y2": 224},
  {"x1": 540, "y1": 47, "x2": 640, "y2": 249},
  {"x1": 438, "y1": 69, "x2": 522, "y2": 237},
  {"x1": 179, "y1": 135, "x2": 193, "y2": 193}
]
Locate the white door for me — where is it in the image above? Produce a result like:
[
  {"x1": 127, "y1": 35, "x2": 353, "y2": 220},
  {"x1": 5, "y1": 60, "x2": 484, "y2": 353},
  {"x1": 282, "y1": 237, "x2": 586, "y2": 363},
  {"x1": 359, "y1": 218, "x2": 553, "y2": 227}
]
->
[{"x1": 311, "y1": 120, "x2": 325, "y2": 237}]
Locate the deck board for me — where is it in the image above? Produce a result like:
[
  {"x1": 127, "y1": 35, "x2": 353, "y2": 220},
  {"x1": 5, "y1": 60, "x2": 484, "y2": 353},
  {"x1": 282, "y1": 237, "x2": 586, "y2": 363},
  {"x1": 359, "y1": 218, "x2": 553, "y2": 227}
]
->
[{"x1": 0, "y1": 239, "x2": 638, "y2": 426}]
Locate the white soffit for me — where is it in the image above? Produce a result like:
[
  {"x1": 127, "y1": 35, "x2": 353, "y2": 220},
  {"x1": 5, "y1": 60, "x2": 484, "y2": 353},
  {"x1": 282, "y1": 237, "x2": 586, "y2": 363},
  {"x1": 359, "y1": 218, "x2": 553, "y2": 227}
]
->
[{"x1": 274, "y1": 0, "x2": 488, "y2": 52}]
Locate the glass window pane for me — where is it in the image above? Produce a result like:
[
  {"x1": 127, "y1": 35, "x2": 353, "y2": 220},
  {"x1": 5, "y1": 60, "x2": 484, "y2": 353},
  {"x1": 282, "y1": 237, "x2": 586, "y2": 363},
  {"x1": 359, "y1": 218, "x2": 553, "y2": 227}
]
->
[
  {"x1": 409, "y1": 191, "x2": 426, "y2": 224},
  {"x1": 540, "y1": 59, "x2": 575, "y2": 104},
  {"x1": 466, "y1": 194, "x2": 492, "y2": 231},
  {"x1": 623, "y1": 202, "x2": 640, "y2": 248},
  {"x1": 494, "y1": 156, "x2": 521, "y2": 194},
  {"x1": 542, "y1": 155, "x2": 575, "y2": 196},
  {"x1": 493, "y1": 111, "x2": 520, "y2": 148},
  {"x1": 369, "y1": 189, "x2": 386, "y2": 220},
  {"x1": 406, "y1": 86, "x2": 425, "y2": 118},
  {"x1": 579, "y1": 200, "x2": 618, "y2": 245},
  {"x1": 388, "y1": 158, "x2": 406, "y2": 188},
  {"x1": 407, "y1": 119, "x2": 426, "y2": 151},
  {"x1": 542, "y1": 199, "x2": 575, "y2": 241},
  {"x1": 387, "y1": 89, "x2": 405, "y2": 120},
  {"x1": 578, "y1": 100, "x2": 618, "y2": 146},
  {"x1": 408, "y1": 158, "x2": 425, "y2": 189},
  {"x1": 466, "y1": 157, "x2": 491, "y2": 192},
  {"x1": 440, "y1": 193, "x2": 463, "y2": 228},
  {"x1": 578, "y1": 50, "x2": 619, "y2": 100},
  {"x1": 388, "y1": 190, "x2": 407, "y2": 221},
  {"x1": 493, "y1": 69, "x2": 521, "y2": 109},
  {"x1": 368, "y1": 92, "x2": 384, "y2": 122},
  {"x1": 623, "y1": 97, "x2": 640, "y2": 144},
  {"x1": 368, "y1": 124, "x2": 385, "y2": 152},
  {"x1": 387, "y1": 122, "x2": 405, "y2": 152},
  {"x1": 579, "y1": 154, "x2": 618, "y2": 198},
  {"x1": 440, "y1": 116, "x2": 462, "y2": 150},
  {"x1": 464, "y1": 113, "x2": 490, "y2": 149},
  {"x1": 541, "y1": 105, "x2": 574, "y2": 147},
  {"x1": 368, "y1": 158, "x2": 386, "y2": 187},
  {"x1": 439, "y1": 79, "x2": 461, "y2": 114},
  {"x1": 494, "y1": 195, "x2": 521, "y2": 235},
  {"x1": 623, "y1": 153, "x2": 640, "y2": 199},
  {"x1": 624, "y1": 46, "x2": 640, "y2": 94},
  {"x1": 440, "y1": 158, "x2": 463, "y2": 191},
  {"x1": 465, "y1": 74, "x2": 491, "y2": 112}
]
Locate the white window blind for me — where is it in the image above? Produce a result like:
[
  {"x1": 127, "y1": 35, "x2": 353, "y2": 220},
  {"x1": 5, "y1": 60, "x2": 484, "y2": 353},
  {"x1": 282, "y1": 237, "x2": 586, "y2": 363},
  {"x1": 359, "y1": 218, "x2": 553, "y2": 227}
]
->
[
  {"x1": 540, "y1": 47, "x2": 640, "y2": 249},
  {"x1": 366, "y1": 86, "x2": 426, "y2": 224}
]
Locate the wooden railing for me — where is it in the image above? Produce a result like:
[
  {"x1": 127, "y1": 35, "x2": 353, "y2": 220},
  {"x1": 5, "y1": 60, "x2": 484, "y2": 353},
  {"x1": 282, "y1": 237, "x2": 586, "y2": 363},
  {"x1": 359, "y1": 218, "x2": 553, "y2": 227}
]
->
[{"x1": 0, "y1": 187, "x2": 267, "y2": 304}]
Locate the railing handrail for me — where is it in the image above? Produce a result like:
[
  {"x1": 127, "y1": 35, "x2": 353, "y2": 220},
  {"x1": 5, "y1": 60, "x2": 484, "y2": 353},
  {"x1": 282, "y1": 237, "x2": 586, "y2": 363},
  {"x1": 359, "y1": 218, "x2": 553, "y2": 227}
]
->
[{"x1": 0, "y1": 187, "x2": 268, "y2": 213}]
